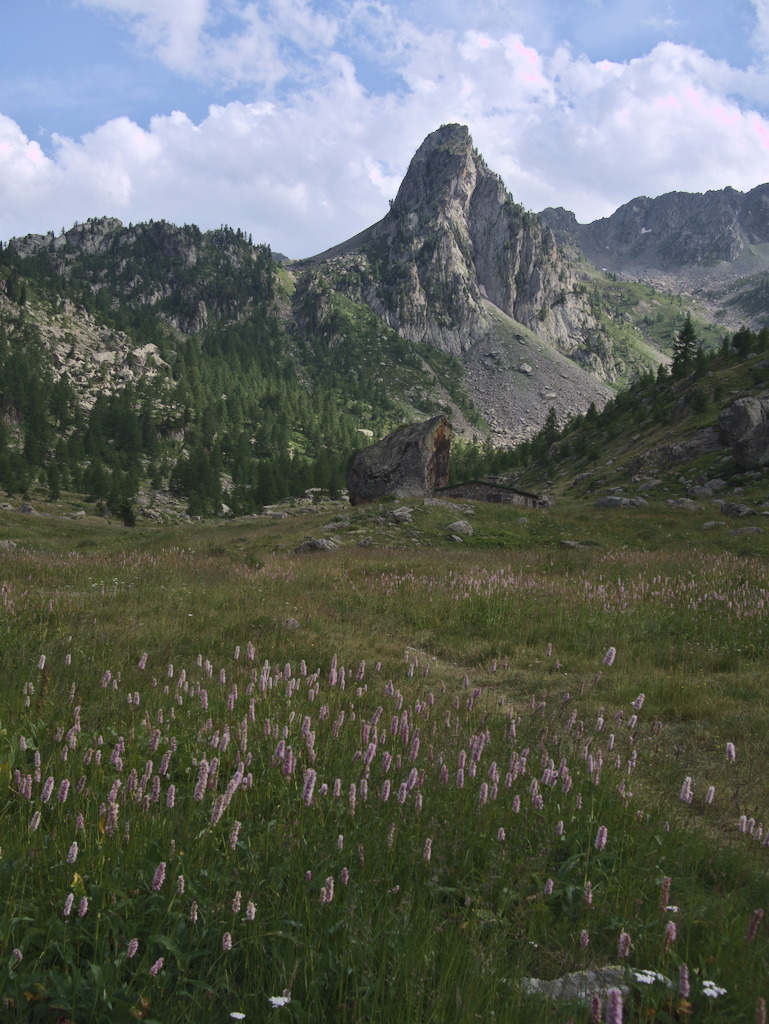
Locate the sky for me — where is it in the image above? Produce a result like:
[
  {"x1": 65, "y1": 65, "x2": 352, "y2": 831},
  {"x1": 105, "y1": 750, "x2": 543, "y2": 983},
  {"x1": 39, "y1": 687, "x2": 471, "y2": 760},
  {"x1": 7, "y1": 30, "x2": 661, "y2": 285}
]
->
[{"x1": 1, "y1": 0, "x2": 769, "y2": 258}]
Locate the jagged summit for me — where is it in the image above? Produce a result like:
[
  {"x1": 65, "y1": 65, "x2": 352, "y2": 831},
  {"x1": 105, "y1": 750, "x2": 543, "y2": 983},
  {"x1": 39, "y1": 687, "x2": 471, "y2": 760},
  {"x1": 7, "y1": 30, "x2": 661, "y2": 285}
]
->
[
  {"x1": 388, "y1": 123, "x2": 479, "y2": 218},
  {"x1": 300, "y1": 124, "x2": 609, "y2": 383},
  {"x1": 540, "y1": 182, "x2": 769, "y2": 302}
]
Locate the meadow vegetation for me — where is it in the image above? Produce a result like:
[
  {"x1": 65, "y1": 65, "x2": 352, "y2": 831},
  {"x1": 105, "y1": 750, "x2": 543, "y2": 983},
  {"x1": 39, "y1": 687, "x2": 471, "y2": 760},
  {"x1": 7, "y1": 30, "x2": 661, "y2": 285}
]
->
[{"x1": 1, "y1": 496, "x2": 768, "y2": 1022}]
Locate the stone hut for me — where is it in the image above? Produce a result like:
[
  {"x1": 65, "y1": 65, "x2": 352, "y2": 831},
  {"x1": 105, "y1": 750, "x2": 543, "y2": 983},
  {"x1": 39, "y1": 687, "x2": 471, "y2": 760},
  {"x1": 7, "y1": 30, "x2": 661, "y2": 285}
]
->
[{"x1": 436, "y1": 480, "x2": 542, "y2": 508}]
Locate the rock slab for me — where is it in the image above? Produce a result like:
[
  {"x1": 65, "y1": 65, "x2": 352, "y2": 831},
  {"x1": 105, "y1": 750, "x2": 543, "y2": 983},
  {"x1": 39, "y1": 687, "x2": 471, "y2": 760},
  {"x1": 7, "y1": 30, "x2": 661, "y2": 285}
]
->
[
  {"x1": 718, "y1": 394, "x2": 769, "y2": 469},
  {"x1": 347, "y1": 417, "x2": 452, "y2": 505}
]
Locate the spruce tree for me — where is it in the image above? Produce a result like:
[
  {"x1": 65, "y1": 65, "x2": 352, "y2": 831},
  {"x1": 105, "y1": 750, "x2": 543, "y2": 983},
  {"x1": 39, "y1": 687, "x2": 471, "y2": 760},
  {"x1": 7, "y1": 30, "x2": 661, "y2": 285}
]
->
[{"x1": 672, "y1": 313, "x2": 697, "y2": 378}]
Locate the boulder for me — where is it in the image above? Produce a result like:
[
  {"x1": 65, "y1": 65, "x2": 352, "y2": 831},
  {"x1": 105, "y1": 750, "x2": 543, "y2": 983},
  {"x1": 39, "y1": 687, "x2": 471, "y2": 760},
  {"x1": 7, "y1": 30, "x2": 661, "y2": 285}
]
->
[
  {"x1": 595, "y1": 496, "x2": 648, "y2": 509},
  {"x1": 347, "y1": 416, "x2": 452, "y2": 505},
  {"x1": 594, "y1": 495, "x2": 625, "y2": 508},
  {"x1": 522, "y1": 966, "x2": 630, "y2": 1003},
  {"x1": 734, "y1": 421, "x2": 769, "y2": 469},
  {"x1": 667, "y1": 497, "x2": 702, "y2": 511},
  {"x1": 391, "y1": 507, "x2": 414, "y2": 524},
  {"x1": 688, "y1": 485, "x2": 713, "y2": 500},
  {"x1": 445, "y1": 519, "x2": 473, "y2": 536},
  {"x1": 295, "y1": 538, "x2": 339, "y2": 553},
  {"x1": 720, "y1": 502, "x2": 756, "y2": 517},
  {"x1": 718, "y1": 394, "x2": 769, "y2": 469}
]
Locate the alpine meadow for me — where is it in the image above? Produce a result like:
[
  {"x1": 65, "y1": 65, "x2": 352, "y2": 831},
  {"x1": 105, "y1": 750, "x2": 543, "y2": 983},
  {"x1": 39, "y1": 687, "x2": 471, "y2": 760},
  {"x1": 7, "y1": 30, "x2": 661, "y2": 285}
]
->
[{"x1": 1, "y1": 124, "x2": 769, "y2": 1023}]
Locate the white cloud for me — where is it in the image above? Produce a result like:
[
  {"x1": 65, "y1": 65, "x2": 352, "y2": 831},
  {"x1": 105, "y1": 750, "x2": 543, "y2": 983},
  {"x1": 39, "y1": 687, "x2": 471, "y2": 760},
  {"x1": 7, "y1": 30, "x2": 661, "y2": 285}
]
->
[
  {"x1": 77, "y1": 0, "x2": 339, "y2": 86},
  {"x1": 751, "y1": 0, "x2": 769, "y2": 60},
  {"x1": 3, "y1": 10, "x2": 769, "y2": 254},
  {"x1": 77, "y1": 0, "x2": 212, "y2": 74}
]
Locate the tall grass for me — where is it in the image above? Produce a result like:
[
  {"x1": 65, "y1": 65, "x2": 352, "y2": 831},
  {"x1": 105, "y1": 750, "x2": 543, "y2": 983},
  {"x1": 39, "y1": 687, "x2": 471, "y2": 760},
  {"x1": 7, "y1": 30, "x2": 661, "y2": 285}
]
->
[{"x1": 1, "y1": 503, "x2": 768, "y2": 1022}]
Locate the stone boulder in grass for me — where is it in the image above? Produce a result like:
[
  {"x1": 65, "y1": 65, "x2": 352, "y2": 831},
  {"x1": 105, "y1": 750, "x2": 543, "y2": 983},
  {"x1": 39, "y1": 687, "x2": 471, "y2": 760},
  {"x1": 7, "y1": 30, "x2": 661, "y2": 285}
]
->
[
  {"x1": 718, "y1": 393, "x2": 769, "y2": 469},
  {"x1": 347, "y1": 416, "x2": 452, "y2": 505}
]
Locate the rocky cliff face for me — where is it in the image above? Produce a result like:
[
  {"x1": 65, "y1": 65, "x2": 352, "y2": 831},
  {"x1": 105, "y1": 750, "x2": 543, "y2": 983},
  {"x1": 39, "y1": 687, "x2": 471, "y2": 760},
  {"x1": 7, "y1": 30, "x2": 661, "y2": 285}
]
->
[
  {"x1": 301, "y1": 125, "x2": 612, "y2": 378},
  {"x1": 540, "y1": 184, "x2": 769, "y2": 322},
  {"x1": 8, "y1": 218, "x2": 271, "y2": 335}
]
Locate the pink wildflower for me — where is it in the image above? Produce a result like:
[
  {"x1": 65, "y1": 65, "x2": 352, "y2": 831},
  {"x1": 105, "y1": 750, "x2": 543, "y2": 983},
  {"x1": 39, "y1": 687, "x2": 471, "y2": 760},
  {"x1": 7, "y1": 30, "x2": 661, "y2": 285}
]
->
[
  {"x1": 126, "y1": 938, "x2": 139, "y2": 958},
  {"x1": 590, "y1": 992, "x2": 602, "y2": 1024},
  {"x1": 152, "y1": 861, "x2": 166, "y2": 891},
  {"x1": 679, "y1": 963, "x2": 690, "y2": 998},
  {"x1": 603, "y1": 647, "x2": 616, "y2": 667},
  {"x1": 726, "y1": 742, "x2": 736, "y2": 762},
  {"x1": 302, "y1": 768, "x2": 317, "y2": 807},
  {"x1": 617, "y1": 931, "x2": 631, "y2": 958},
  {"x1": 319, "y1": 876, "x2": 334, "y2": 904},
  {"x1": 78, "y1": 896, "x2": 88, "y2": 917},
  {"x1": 580, "y1": 929, "x2": 589, "y2": 948},
  {"x1": 606, "y1": 987, "x2": 623, "y2": 1024},
  {"x1": 746, "y1": 908, "x2": 765, "y2": 942},
  {"x1": 663, "y1": 919, "x2": 677, "y2": 952},
  {"x1": 149, "y1": 957, "x2": 164, "y2": 976},
  {"x1": 660, "y1": 876, "x2": 672, "y2": 912},
  {"x1": 67, "y1": 841, "x2": 78, "y2": 864},
  {"x1": 595, "y1": 825, "x2": 608, "y2": 851},
  {"x1": 423, "y1": 837, "x2": 432, "y2": 863},
  {"x1": 222, "y1": 932, "x2": 232, "y2": 951}
]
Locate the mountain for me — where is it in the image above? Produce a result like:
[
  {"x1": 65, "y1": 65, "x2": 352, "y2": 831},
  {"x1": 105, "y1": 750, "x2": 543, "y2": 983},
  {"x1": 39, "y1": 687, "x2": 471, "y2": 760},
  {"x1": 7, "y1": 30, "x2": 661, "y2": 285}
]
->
[
  {"x1": 301, "y1": 125, "x2": 602, "y2": 362},
  {"x1": 539, "y1": 184, "x2": 769, "y2": 329},
  {"x1": 1, "y1": 123, "x2": 766, "y2": 519}
]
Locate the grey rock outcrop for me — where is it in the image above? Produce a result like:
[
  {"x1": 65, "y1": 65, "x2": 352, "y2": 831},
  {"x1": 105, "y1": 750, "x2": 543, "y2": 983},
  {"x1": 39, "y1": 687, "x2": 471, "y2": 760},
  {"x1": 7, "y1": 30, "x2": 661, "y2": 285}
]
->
[
  {"x1": 595, "y1": 495, "x2": 649, "y2": 509},
  {"x1": 720, "y1": 502, "x2": 756, "y2": 517},
  {"x1": 295, "y1": 538, "x2": 339, "y2": 553},
  {"x1": 445, "y1": 519, "x2": 473, "y2": 536},
  {"x1": 540, "y1": 184, "x2": 769, "y2": 288},
  {"x1": 347, "y1": 416, "x2": 452, "y2": 505},
  {"x1": 302, "y1": 124, "x2": 611, "y2": 375},
  {"x1": 522, "y1": 966, "x2": 630, "y2": 1003},
  {"x1": 718, "y1": 394, "x2": 769, "y2": 469},
  {"x1": 667, "y1": 497, "x2": 703, "y2": 510}
]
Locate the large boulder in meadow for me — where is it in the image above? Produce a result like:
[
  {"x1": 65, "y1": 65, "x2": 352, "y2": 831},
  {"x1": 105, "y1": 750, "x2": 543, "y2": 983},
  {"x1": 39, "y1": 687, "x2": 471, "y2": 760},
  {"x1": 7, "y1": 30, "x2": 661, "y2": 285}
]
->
[
  {"x1": 347, "y1": 416, "x2": 452, "y2": 505},
  {"x1": 718, "y1": 394, "x2": 769, "y2": 469}
]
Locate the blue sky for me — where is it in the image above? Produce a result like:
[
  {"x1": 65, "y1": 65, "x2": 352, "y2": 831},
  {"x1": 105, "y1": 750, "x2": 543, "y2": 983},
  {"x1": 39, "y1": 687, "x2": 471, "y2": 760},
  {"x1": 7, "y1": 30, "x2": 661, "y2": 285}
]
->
[{"x1": 2, "y1": 0, "x2": 768, "y2": 256}]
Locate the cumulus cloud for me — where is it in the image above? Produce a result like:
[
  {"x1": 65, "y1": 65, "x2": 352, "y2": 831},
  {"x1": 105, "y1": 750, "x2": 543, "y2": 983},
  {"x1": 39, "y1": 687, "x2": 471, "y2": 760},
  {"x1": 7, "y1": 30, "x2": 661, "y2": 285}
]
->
[
  {"x1": 751, "y1": 0, "x2": 769, "y2": 60},
  {"x1": 76, "y1": 0, "x2": 338, "y2": 86},
  {"x1": 3, "y1": 5, "x2": 769, "y2": 254}
]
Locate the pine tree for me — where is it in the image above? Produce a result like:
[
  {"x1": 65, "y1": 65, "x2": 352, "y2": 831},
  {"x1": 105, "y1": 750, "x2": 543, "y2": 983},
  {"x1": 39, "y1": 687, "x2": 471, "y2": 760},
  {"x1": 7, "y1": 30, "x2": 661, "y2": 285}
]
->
[{"x1": 672, "y1": 313, "x2": 697, "y2": 378}]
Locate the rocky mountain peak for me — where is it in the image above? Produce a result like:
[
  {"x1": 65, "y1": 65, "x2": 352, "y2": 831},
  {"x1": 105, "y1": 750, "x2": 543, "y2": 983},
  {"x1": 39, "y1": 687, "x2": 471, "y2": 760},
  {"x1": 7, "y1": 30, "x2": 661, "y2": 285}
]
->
[
  {"x1": 389, "y1": 123, "x2": 483, "y2": 221},
  {"x1": 302, "y1": 124, "x2": 610, "y2": 385},
  {"x1": 540, "y1": 183, "x2": 769, "y2": 306}
]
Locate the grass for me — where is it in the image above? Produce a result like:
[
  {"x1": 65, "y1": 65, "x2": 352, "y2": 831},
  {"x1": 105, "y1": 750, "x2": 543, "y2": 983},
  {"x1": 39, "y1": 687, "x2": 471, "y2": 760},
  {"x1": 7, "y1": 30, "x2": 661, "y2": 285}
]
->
[{"x1": 1, "y1": 495, "x2": 768, "y2": 1022}]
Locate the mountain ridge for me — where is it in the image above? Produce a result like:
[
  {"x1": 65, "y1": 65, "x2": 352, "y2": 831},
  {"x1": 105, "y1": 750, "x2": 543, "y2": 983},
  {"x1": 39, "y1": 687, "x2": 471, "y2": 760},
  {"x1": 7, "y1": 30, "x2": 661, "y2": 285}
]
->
[{"x1": 1, "y1": 123, "x2": 768, "y2": 517}]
